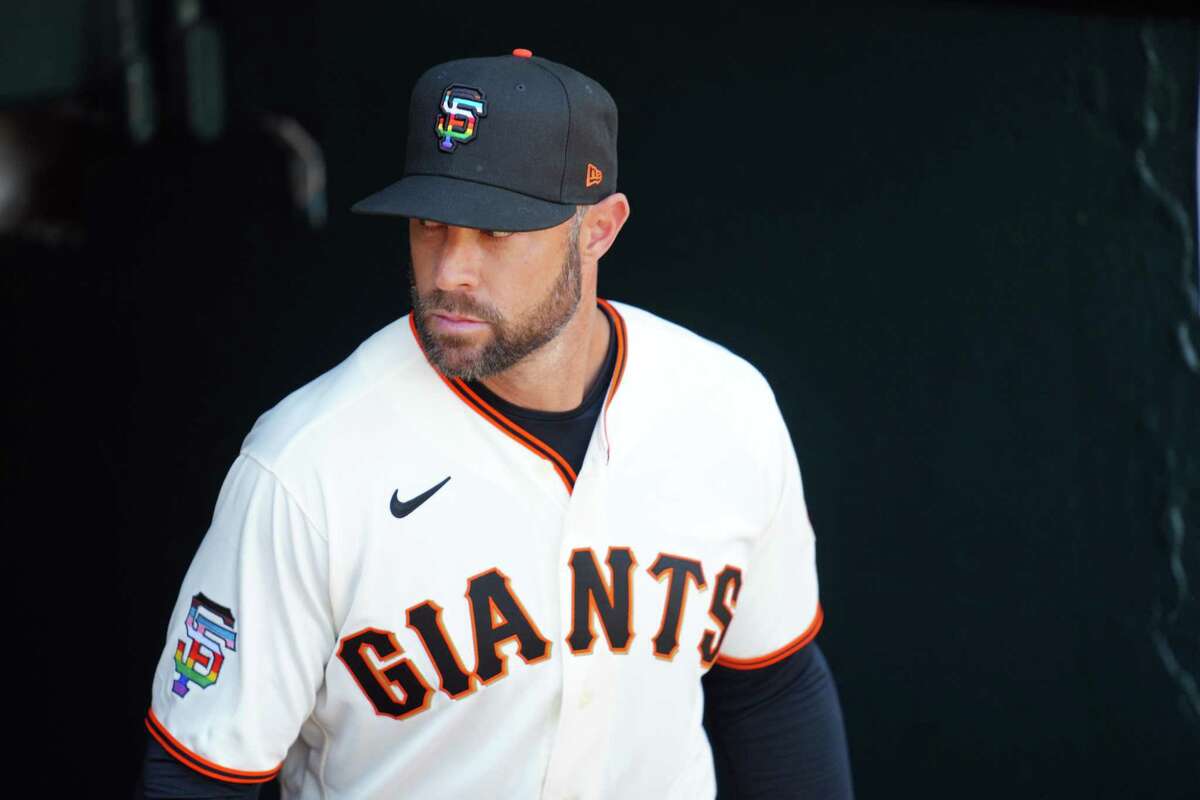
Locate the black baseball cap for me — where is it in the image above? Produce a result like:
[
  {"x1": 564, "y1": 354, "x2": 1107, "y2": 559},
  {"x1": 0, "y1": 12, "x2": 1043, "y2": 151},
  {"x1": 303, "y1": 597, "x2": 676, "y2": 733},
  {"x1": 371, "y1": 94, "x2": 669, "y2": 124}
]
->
[{"x1": 351, "y1": 49, "x2": 618, "y2": 232}]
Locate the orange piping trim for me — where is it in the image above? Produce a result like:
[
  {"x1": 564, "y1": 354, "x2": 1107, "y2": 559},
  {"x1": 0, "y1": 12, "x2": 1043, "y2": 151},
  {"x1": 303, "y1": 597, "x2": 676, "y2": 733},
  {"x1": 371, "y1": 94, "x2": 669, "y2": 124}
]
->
[
  {"x1": 452, "y1": 379, "x2": 577, "y2": 482},
  {"x1": 145, "y1": 707, "x2": 281, "y2": 782},
  {"x1": 439, "y1": 374, "x2": 576, "y2": 493},
  {"x1": 714, "y1": 603, "x2": 825, "y2": 670},
  {"x1": 407, "y1": 315, "x2": 575, "y2": 491},
  {"x1": 406, "y1": 301, "x2": 630, "y2": 493},
  {"x1": 597, "y1": 298, "x2": 627, "y2": 411},
  {"x1": 596, "y1": 298, "x2": 627, "y2": 460},
  {"x1": 145, "y1": 722, "x2": 271, "y2": 785}
]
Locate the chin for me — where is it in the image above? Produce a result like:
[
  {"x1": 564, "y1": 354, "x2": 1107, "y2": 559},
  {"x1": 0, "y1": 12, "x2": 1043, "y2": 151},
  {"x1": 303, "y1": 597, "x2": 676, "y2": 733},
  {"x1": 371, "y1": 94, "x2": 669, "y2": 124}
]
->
[
  {"x1": 431, "y1": 327, "x2": 490, "y2": 350},
  {"x1": 432, "y1": 342, "x2": 489, "y2": 375},
  {"x1": 417, "y1": 316, "x2": 498, "y2": 377}
]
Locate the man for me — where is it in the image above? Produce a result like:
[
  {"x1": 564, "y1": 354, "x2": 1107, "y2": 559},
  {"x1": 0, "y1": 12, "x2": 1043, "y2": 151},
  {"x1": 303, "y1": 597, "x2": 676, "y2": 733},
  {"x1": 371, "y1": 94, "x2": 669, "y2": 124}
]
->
[{"x1": 137, "y1": 50, "x2": 853, "y2": 799}]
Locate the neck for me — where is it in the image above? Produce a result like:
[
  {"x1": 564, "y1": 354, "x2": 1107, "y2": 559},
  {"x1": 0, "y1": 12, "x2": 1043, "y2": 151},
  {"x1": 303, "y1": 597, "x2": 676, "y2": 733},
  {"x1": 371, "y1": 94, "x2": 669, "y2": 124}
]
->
[{"x1": 478, "y1": 299, "x2": 611, "y2": 412}]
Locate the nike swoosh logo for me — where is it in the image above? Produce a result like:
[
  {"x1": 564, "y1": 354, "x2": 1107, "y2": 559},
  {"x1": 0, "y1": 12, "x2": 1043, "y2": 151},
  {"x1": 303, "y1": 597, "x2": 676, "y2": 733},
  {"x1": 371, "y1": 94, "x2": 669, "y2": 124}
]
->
[{"x1": 390, "y1": 476, "x2": 451, "y2": 519}]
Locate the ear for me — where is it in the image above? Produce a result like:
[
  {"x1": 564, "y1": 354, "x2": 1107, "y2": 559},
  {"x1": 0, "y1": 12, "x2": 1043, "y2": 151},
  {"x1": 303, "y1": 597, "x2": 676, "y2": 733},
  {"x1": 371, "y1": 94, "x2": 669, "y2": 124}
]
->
[{"x1": 578, "y1": 193, "x2": 630, "y2": 263}]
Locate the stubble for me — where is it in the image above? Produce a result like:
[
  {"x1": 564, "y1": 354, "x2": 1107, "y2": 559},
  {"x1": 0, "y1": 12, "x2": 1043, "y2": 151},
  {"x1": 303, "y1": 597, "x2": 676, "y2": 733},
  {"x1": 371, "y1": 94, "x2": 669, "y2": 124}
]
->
[{"x1": 408, "y1": 215, "x2": 585, "y2": 381}]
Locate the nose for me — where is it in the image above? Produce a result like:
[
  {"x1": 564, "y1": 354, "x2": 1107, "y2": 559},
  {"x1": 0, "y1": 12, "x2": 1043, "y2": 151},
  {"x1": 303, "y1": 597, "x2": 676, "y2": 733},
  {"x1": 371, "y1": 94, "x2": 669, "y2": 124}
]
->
[{"x1": 432, "y1": 225, "x2": 486, "y2": 292}]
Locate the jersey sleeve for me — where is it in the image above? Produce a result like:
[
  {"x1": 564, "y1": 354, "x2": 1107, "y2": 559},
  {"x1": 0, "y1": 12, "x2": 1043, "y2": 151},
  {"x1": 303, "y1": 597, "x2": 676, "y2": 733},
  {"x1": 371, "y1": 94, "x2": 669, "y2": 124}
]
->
[
  {"x1": 144, "y1": 452, "x2": 335, "y2": 784},
  {"x1": 715, "y1": 391, "x2": 823, "y2": 669}
]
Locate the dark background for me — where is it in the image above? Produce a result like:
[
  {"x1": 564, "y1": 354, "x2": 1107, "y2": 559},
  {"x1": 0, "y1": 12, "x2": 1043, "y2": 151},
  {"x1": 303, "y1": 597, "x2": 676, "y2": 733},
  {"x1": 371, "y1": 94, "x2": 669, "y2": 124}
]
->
[{"x1": 4, "y1": 2, "x2": 1198, "y2": 797}]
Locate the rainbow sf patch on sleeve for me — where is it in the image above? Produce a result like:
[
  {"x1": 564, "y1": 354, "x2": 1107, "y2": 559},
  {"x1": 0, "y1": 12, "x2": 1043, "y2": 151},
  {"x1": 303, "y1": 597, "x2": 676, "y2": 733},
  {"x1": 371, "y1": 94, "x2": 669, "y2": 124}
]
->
[{"x1": 172, "y1": 592, "x2": 238, "y2": 697}]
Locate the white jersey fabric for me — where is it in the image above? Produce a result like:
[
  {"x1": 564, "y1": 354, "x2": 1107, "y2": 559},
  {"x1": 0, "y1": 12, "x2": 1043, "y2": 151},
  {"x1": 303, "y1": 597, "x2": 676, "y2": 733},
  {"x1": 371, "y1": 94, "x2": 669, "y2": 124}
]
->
[{"x1": 146, "y1": 297, "x2": 823, "y2": 800}]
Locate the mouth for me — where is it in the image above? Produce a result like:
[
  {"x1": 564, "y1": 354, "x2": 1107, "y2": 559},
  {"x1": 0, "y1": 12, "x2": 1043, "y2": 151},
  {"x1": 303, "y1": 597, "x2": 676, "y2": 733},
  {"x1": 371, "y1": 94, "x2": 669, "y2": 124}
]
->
[
  {"x1": 430, "y1": 311, "x2": 488, "y2": 332},
  {"x1": 433, "y1": 311, "x2": 483, "y2": 323}
]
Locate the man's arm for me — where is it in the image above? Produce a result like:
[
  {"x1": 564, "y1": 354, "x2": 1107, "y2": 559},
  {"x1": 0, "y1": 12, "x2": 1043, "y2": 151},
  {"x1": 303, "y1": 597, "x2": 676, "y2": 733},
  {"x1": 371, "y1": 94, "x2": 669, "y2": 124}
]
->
[
  {"x1": 135, "y1": 734, "x2": 262, "y2": 799},
  {"x1": 702, "y1": 641, "x2": 853, "y2": 799},
  {"x1": 142, "y1": 453, "x2": 334, "y2": 792}
]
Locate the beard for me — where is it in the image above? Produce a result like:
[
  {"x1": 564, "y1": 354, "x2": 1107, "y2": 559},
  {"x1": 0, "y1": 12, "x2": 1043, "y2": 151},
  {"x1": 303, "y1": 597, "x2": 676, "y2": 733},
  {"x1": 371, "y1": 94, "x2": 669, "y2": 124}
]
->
[{"x1": 408, "y1": 229, "x2": 583, "y2": 382}]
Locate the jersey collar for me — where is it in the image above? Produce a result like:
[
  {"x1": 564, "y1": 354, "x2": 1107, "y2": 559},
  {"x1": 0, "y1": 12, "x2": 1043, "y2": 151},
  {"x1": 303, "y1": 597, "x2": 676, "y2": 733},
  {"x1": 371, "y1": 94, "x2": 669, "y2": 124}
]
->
[{"x1": 408, "y1": 298, "x2": 628, "y2": 494}]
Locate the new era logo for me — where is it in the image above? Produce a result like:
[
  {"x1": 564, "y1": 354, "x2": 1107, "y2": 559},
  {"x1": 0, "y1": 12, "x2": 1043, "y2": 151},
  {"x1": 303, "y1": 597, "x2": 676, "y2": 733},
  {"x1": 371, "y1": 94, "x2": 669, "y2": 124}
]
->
[{"x1": 585, "y1": 163, "x2": 603, "y2": 187}]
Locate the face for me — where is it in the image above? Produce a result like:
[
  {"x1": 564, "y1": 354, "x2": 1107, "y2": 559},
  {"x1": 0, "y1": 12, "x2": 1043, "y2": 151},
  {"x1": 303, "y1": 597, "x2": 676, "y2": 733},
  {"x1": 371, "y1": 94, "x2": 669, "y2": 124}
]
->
[{"x1": 407, "y1": 210, "x2": 585, "y2": 381}]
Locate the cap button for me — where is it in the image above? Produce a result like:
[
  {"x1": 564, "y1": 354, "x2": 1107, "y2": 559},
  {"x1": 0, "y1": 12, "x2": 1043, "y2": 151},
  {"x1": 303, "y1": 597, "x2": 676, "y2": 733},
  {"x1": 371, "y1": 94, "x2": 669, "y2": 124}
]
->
[{"x1": 512, "y1": 48, "x2": 533, "y2": 58}]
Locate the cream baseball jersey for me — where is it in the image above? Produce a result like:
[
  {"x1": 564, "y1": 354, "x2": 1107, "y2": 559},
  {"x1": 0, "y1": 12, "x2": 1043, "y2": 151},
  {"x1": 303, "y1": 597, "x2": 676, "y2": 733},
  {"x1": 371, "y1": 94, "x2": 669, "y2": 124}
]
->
[{"x1": 145, "y1": 297, "x2": 824, "y2": 799}]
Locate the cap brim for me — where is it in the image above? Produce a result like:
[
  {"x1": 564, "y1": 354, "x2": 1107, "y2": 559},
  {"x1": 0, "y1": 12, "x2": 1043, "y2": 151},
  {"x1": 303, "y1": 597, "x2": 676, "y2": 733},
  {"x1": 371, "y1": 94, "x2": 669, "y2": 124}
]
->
[{"x1": 350, "y1": 174, "x2": 578, "y2": 233}]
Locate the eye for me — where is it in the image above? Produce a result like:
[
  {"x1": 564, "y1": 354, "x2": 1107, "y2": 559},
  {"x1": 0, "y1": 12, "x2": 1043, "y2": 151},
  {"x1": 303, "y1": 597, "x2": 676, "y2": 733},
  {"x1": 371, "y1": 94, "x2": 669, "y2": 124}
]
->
[{"x1": 413, "y1": 219, "x2": 512, "y2": 239}]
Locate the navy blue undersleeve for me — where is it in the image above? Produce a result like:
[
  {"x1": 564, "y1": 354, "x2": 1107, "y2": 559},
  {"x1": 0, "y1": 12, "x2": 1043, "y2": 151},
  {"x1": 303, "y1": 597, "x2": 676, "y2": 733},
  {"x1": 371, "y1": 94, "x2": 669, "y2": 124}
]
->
[
  {"x1": 135, "y1": 736, "x2": 261, "y2": 799},
  {"x1": 702, "y1": 641, "x2": 854, "y2": 799}
]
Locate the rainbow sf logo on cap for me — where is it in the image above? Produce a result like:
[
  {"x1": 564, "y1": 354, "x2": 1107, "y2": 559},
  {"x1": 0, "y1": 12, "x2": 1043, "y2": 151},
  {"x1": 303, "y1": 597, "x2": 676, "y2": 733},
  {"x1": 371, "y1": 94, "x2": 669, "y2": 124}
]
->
[{"x1": 435, "y1": 84, "x2": 487, "y2": 152}]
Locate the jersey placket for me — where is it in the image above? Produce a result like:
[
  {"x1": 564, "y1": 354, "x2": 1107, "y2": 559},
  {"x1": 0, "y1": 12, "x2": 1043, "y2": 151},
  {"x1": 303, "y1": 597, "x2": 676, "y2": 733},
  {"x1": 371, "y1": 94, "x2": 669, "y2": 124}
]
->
[
  {"x1": 408, "y1": 301, "x2": 629, "y2": 800},
  {"x1": 541, "y1": 301, "x2": 626, "y2": 800},
  {"x1": 541, "y1": 432, "x2": 619, "y2": 800}
]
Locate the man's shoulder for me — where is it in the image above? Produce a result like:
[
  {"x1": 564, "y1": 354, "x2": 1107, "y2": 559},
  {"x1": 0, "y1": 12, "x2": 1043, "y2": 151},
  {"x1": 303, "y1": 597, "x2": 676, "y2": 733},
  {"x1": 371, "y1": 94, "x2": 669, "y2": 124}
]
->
[
  {"x1": 238, "y1": 314, "x2": 429, "y2": 468},
  {"x1": 609, "y1": 299, "x2": 775, "y2": 403}
]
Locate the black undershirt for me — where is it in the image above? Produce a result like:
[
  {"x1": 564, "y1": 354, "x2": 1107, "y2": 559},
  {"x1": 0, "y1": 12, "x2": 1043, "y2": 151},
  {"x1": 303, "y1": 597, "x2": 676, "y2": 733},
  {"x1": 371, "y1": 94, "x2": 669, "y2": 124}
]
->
[
  {"x1": 463, "y1": 305, "x2": 618, "y2": 478},
  {"x1": 135, "y1": 307, "x2": 854, "y2": 798}
]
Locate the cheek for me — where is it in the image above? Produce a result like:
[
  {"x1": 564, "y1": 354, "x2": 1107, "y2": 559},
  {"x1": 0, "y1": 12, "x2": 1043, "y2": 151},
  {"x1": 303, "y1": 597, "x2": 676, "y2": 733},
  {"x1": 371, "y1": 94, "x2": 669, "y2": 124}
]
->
[
  {"x1": 407, "y1": 248, "x2": 434, "y2": 292},
  {"x1": 511, "y1": 251, "x2": 561, "y2": 295},
  {"x1": 495, "y1": 270, "x2": 546, "y2": 316}
]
